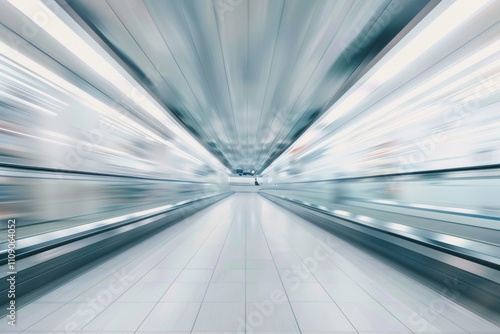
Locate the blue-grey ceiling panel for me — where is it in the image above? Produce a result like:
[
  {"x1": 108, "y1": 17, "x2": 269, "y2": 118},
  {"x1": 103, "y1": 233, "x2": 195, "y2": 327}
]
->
[{"x1": 64, "y1": 0, "x2": 434, "y2": 173}]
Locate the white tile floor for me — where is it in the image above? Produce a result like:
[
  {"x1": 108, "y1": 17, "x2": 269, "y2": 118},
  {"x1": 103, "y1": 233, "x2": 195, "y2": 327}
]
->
[{"x1": 1, "y1": 193, "x2": 499, "y2": 333}]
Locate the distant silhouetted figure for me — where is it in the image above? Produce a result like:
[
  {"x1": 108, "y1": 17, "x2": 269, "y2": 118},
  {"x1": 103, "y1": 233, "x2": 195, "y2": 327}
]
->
[{"x1": 254, "y1": 178, "x2": 259, "y2": 186}]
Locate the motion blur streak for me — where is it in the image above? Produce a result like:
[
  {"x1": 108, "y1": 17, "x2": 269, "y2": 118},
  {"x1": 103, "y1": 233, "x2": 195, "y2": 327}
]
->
[
  {"x1": 0, "y1": 0, "x2": 499, "y2": 331},
  {"x1": 259, "y1": 0, "x2": 500, "y2": 319},
  {"x1": 0, "y1": 2, "x2": 231, "y2": 243}
]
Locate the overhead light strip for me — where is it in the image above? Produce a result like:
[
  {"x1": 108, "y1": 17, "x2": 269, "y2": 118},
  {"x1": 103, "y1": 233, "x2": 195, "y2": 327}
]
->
[
  {"x1": 263, "y1": 0, "x2": 492, "y2": 175},
  {"x1": 7, "y1": 0, "x2": 230, "y2": 174}
]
